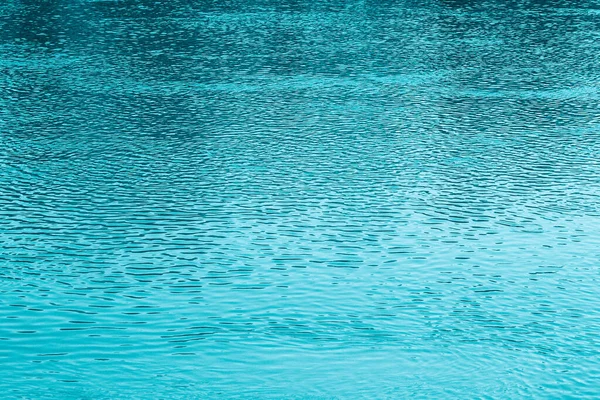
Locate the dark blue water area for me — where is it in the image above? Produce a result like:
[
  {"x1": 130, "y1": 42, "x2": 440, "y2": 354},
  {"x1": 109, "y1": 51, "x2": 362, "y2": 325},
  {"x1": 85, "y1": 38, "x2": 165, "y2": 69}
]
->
[{"x1": 2, "y1": 0, "x2": 600, "y2": 398}]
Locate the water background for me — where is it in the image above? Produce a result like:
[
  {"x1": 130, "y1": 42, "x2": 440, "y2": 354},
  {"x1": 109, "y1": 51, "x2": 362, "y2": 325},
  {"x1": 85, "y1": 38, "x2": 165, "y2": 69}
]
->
[{"x1": 2, "y1": 0, "x2": 600, "y2": 398}]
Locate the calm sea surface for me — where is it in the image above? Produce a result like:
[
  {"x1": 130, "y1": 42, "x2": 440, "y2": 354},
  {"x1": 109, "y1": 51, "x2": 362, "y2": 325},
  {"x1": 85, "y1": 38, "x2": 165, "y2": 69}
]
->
[{"x1": 2, "y1": 0, "x2": 600, "y2": 398}]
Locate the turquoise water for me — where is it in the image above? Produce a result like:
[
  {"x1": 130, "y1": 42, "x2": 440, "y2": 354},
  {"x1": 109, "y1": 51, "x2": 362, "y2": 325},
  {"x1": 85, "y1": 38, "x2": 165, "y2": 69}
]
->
[{"x1": 2, "y1": 0, "x2": 600, "y2": 398}]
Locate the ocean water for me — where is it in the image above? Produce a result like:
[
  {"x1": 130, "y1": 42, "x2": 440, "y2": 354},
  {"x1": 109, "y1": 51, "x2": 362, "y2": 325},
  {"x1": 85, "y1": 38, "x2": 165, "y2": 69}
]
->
[{"x1": 2, "y1": 0, "x2": 600, "y2": 398}]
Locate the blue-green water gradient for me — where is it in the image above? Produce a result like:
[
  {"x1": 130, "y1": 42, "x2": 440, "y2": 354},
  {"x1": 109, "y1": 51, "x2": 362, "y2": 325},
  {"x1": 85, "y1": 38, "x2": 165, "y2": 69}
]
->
[{"x1": 2, "y1": 0, "x2": 600, "y2": 398}]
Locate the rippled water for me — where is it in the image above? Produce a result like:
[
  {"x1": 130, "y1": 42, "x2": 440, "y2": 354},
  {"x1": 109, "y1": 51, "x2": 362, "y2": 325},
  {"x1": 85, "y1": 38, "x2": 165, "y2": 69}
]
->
[{"x1": 2, "y1": 0, "x2": 600, "y2": 398}]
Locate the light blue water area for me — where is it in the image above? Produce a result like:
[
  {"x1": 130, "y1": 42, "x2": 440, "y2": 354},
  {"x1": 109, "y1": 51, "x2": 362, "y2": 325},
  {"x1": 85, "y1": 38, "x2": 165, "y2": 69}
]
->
[{"x1": 2, "y1": 0, "x2": 600, "y2": 398}]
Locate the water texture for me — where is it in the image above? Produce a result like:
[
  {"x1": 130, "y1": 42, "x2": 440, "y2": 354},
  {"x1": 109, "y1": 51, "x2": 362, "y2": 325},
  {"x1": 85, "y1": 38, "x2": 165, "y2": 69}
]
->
[{"x1": 2, "y1": 0, "x2": 600, "y2": 398}]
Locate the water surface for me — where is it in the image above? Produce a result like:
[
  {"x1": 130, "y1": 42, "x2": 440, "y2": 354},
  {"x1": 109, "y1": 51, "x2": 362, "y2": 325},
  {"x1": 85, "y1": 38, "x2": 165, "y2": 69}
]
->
[{"x1": 2, "y1": 0, "x2": 600, "y2": 398}]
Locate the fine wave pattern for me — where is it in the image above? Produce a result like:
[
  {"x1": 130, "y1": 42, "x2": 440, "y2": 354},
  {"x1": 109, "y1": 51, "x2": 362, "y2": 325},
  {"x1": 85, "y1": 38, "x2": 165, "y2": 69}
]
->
[{"x1": 2, "y1": 0, "x2": 600, "y2": 398}]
